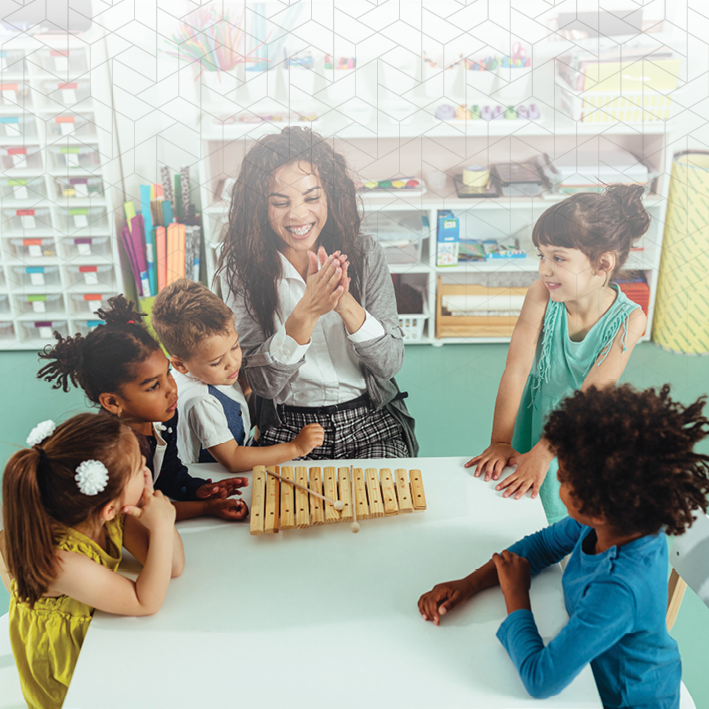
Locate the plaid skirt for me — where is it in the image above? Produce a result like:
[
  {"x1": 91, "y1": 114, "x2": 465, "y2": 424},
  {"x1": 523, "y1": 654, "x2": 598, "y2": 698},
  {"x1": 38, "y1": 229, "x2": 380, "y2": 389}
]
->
[{"x1": 258, "y1": 402, "x2": 409, "y2": 460}]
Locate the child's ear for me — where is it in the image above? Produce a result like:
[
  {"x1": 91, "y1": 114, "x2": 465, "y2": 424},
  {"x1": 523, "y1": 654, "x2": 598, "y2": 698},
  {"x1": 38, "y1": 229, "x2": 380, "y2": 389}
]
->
[
  {"x1": 100, "y1": 499, "x2": 120, "y2": 522},
  {"x1": 598, "y1": 252, "x2": 616, "y2": 277},
  {"x1": 99, "y1": 392, "x2": 123, "y2": 417},
  {"x1": 170, "y1": 356, "x2": 189, "y2": 375}
]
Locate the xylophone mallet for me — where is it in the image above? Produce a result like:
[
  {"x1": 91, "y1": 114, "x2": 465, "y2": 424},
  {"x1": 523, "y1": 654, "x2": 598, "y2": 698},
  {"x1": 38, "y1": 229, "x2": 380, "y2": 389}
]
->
[
  {"x1": 265, "y1": 467, "x2": 344, "y2": 511},
  {"x1": 349, "y1": 465, "x2": 360, "y2": 534}
]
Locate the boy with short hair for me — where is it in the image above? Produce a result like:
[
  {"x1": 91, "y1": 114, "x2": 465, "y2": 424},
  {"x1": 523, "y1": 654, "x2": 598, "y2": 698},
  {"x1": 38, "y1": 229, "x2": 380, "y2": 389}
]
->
[{"x1": 152, "y1": 279, "x2": 323, "y2": 472}]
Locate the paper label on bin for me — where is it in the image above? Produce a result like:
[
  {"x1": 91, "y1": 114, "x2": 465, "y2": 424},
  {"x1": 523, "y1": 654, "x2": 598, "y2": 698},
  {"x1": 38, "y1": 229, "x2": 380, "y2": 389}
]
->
[
  {"x1": 32, "y1": 301, "x2": 46, "y2": 313},
  {"x1": 83, "y1": 272, "x2": 98, "y2": 285},
  {"x1": 75, "y1": 183, "x2": 88, "y2": 197},
  {"x1": 61, "y1": 88, "x2": 77, "y2": 104},
  {"x1": 4, "y1": 122, "x2": 19, "y2": 136},
  {"x1": 39, "y1": 326, "x2": 52, "y2": 339},
  {"x1": 66, "y1": 153, "x2": 80, "y2": 167},
  {"x1": 63, "y1": 188, "x2": 76, "y2": 197},
  {"x1": 20, "y1": 213, "x2": 36, "y2": 229},
  {"x1": 30, "y1": 272, "x2": 45, "y2": 286},
  {"x1": 3, "y1": 89, "x2": 17, "y2": 103},
  {"x1": 28, "y1": 244, "x2": 42, "y2": 257},
  {"x1": 11, "y1": 153, "x2": 23, "y2": 167},
  {"x1": 60, "y1": 122, "x2": 74, "y2": 136},
  {"x1": 78, "y1": 242, "x2": 91, "y2": 255},
  {"x1": 14, "y1": 185, "x2": 28, "y2": 199},
  {"x1": 54, "y1": 56, "x2": 69, "y2": 72},
  {"x1": 73, "y1": 214, "x2": 88, "y2": 228}
]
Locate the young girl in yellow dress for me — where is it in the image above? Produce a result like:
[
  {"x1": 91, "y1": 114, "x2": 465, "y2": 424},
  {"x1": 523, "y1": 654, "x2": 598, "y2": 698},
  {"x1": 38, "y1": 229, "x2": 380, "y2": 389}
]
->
[{"x1": 1, "y1": 413, "x2": 184, "y2": 709}]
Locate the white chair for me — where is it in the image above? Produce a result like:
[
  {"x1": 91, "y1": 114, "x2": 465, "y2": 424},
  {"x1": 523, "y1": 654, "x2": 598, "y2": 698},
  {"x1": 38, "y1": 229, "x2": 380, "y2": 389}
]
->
[{"x1": 666, "y1": 511, "x2": 709, "y2": 709}]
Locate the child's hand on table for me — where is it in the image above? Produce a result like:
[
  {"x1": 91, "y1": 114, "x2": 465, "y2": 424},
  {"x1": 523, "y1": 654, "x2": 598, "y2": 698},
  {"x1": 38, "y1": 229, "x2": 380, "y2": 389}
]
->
[
  {"x1": 465, "y1": 442, "x2": 518, "y2": 481},
  {"x1": 418, "y1": 578, "x2": 475, "y2": 626},
  {"x1": 293, "y1": 423, "x2": 325, "y2": 457},
  {"x1": 195, "y1": 477, "x2": 249, "y2": 500},
  {"x1": 205, "y1": 498, "x2": 249, "y2": 521},
  {"x1": 492, "y1": 550, "x2": 531, "y2": 614},
  {"x1": 495, "y1": 441, "x2": 554, "y2": 500}
]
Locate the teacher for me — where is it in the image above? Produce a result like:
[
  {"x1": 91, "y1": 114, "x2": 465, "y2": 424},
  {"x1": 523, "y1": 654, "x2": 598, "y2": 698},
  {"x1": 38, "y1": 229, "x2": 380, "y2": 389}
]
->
[{"x1": 217, "y1": 127, "x2": 418, "y2": 460}]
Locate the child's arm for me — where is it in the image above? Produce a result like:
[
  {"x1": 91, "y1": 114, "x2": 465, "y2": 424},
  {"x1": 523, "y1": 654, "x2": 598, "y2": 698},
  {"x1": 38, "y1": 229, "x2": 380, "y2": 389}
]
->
[
  {"x1": 465, "y1": 279, "x2": 549, "y2": 479},
  {"x1": 50, "y1": 488, "x2": 177, "y2": 616},
  {"x1": 207, "y1": 423, "x2": 324, "y2": 473},
  {"x1": 122, "y1": 512, "x2": 184, "y2": 578},
  {"x1": 494, "y1": 552, "x2": 635, "y2": 699},
  {"x1": 582, "y1": 307, "x2": 647, "y2": 391},
  {"x1": 419, "y1": 518, "x2": 583, "y2": 625}
]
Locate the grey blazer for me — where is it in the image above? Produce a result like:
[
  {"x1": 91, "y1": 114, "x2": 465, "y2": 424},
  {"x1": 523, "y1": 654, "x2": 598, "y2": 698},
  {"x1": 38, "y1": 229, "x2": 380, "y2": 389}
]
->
[{"x1": 219, "y1": 234, "x2": 419, "y2": 457}]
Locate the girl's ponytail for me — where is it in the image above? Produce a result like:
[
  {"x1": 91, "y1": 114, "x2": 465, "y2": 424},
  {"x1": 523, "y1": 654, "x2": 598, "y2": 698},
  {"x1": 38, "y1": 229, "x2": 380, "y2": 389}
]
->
[
  {"x1": 2, "y1": 413, "x2": 136, "y2": 607},
  {"x1": 96, "y1": 294, "x2": 147, "y2": 327},
  {"x1": 2, "y1": 448, "x2": 58, "y2": 607},
  {"x1": 37, "y1": 332, "x2": 86, "y2": 393}
]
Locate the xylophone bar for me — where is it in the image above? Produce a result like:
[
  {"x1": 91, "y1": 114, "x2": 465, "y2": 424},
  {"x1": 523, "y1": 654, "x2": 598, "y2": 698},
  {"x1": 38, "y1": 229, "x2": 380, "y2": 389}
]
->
[{"x1": 250, "y1": 465, "x2": 426, "y2": 535}]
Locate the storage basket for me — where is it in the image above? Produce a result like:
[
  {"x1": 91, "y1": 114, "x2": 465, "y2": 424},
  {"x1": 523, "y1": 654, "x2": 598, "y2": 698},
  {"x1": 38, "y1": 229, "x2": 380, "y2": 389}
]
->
[
  {"x1": 0, "y1": 321, "x2": 14, "y2": 340},
  {"x1": 19, "y1": 320, "x2": 68, "y2": 341},
  {"x1": 14, "y1": 293, "x2": 64, "y2": 316},
  {"x1": 8, "y1": 237, "x2": 57, "y2": 259},
  {"x1": 0, "y1": 114, "x2": 38, "y2": 139},
  {"x1": 0, "y1": 176, "x2": 47, "y2": 201},
  {"x1": 47, "y1": 113, "x2": 97, "y2": 140},
  {"x1": 74, "y1": 319, "x2": 105, "y2": 337},
  {"x1": 12, "y1": 265, "x2": 62, "y2": 288},
  {"x1": 70, "y1": 292, "x2": 110, "y2": 315}
]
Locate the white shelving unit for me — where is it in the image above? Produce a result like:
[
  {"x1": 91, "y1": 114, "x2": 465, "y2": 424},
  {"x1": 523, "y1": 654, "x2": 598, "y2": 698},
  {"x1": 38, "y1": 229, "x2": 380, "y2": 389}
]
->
[
  {"x1": 0, "y1": 31, "x2": 123, "y2": 350},
  {"x1": 195, "y1": 41, "x2": 677, "y2": 346}
]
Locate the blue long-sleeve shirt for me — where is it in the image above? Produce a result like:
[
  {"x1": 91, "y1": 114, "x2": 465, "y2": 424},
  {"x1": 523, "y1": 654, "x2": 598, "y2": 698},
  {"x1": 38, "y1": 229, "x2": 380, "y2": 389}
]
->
[{"x1": 497, "y1": 516, "x2": 680, "y2": 708}]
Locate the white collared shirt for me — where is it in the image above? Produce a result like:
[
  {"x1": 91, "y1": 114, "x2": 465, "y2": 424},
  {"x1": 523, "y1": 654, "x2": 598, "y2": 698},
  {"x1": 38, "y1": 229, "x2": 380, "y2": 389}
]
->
[{"x1": 269, "y1": 252, "x2": 385, "y2": 406}]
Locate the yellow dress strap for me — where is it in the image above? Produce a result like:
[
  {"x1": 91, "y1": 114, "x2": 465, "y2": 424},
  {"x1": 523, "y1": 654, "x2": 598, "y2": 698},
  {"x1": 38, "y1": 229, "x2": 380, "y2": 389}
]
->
[{"x1": 56, "y1": 514, "x2": 124, "y2": 571}]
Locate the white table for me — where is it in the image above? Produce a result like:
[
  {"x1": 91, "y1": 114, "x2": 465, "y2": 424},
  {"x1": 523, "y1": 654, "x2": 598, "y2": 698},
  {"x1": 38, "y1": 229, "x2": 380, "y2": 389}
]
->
[{"x1": 65, "y1": 457, "x2": 601, "y2": 708}]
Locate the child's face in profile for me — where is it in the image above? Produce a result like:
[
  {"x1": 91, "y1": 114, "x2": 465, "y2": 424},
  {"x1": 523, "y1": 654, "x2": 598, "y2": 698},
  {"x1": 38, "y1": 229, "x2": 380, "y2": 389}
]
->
[
  {"x1": 179, "y1": 321, "x2": 242, "y2": 388},
  {"x1": 558, "y1": 468, "x2": 596, "y2": 527},
  {"x1": 121, "y1": 436, "x2": 150, "y2": 509},
  {"x1": 537, "y1": 244, "x2": 609, "y2": 302},
  {"x1": 268, "y1": 161, "x2": 328, "y2": 259}
]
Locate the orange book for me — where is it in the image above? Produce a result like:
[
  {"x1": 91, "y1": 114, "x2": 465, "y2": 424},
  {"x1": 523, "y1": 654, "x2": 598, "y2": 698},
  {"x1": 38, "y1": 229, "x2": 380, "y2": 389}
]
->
[
  {"x1": 166, "y1": 223, "x2": 186, "y2": 286},
  {"x1": 156, "y1": 226, "x2": 167, "y2": 292}
]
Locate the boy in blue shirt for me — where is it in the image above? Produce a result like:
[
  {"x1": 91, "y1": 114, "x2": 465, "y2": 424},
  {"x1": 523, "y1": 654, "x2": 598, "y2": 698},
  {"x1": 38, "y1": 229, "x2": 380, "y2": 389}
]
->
[
  {"x1": 152, "y1": 279, "x2": 324, "y2": 472},
  {"x1": 419, "y1": 384, "x2": 709, "y2": 708}
]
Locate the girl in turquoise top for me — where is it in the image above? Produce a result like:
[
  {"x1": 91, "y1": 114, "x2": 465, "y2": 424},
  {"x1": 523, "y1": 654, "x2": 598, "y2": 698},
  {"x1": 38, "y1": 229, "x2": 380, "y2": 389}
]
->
[{"x1": 466, "y1": 184, "x2": 651, "y2": 524}]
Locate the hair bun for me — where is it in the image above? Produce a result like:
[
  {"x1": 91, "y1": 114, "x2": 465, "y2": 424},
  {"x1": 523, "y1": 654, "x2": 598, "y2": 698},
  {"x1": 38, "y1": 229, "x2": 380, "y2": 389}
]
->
[
  {"x1": 604, "y1": 183, "x2": 651, "y2": 237},
  {"x1": 96, "y1": 295, "x2": 146, "y2": 327}
]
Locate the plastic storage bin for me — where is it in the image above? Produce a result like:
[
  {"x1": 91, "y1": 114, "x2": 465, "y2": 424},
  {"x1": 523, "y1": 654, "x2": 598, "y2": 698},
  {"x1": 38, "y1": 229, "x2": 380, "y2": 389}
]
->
[
  {"x1": 0, "y1": 293, "x2": 9, "y2": 316},
  {"x1": 12, "y1": 265, "x2": 62, "y2": 288},
  {"x1": 14, "y1": 293, "x2": 64, "y2": 315},
  {"x1": 74, "y1": 319, "x2": 105, "y2": 337},
  {"x1": 37, "y1": 48, "x2": 89, "y2": 76},
  {"x1": 0, "y1": 176, "x2": 47, "y2": 201},
  {"x1": 1, "y1": 145, "x2": 43, "y2": 171},
  {"x1": 53, "y1": 175, "x2": 104, "y2": 199},
  {"x1": 66, "y1": 264, "x2": 115, "y2": 289},
  {"x1": 3, "y1": 207, "x2": 52, "y2": 231},
  {"x1": 70, "y1": 292, "x2": 110, "y2": 315},
  {"x1": 56, "y1": 206, "x2": 108, "y2": 232},
  {"x1": 48, "y1": 145, "x2": 100, "y2": 171},
  {"x1": 363, "y1": 212, "x2": 425, "y2": 265},
  {"x1": 19, "y1": 320, "x2": 68, "y2": 341},
  {"x1": 0, "y1": 82, "x2": 31, "y2": 107},
  {"x1": 47, "y1": 113, "x2": 97, "y2": 140},
  {"x1": 0, "y1": 266, "x2": 5, "y2": 289},
  {"x1": 8, "y1": 237, "x2": 57, "y2": 259},
  {"x1": 61, "y1": 236, "x2": 111, "y2": 259},
  {"x1": 0, "y1": 114, "x2": 38, "y2": 140},
  {"x1": 42, "y1": 79, "x2": 91, "y2": 108},
  {"x1": 0, "y1": 321, "x2": 14, "y2": 340},
  {"x1": 0, "y1": 49, "x2": 26, "y2": 74}
]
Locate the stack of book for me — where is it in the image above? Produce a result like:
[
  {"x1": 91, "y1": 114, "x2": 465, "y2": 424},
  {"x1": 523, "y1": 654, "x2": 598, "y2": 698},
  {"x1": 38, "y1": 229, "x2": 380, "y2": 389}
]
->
[{"x1": 545, "y1": 150, "x2": 650, "y2": 194}]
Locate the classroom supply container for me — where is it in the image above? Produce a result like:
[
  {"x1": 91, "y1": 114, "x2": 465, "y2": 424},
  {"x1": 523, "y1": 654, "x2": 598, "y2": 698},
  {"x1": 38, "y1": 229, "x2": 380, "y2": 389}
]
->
[
  {"x1": 398, "y1": 312, "x2": 428, "y2": 341},
  {"x1": 56, "y1": 205, "x2": 108, "y2": 232},
  {"x1": 1, "y1": 145, "x2": 43, "y2": 170},
  {"x1": 0, "y1": 176, "x2": 47, "y2": 200},
  {"x1": 554, "y1": 58, "x2": 681, "y2": 124},
  {"x1": 0, "y1": 321, "x2": 14, "y2": 340},
  {"x1": 0, "y1": 266, "x2": 5, "y2": 289},
  {"x1": 8, "y1": 237, "x2": 57, "y2": 259},
  {"x1": 70, "y1": 292, "x2": 109, "y2": 315},
  {"x1": 14, "y1": 293, "x2": 64, "y2": 316},
  {"x1": 42, "y1": 79, "x2": 91, "y2": 108},
  {"x1": 37, "y1": 48, "x2": 89, "y2": 76},
  {"x1": 60, "y1": 236, "x2": 111, "y2": 259},
  {"x1": 11, "y1": 265, "x2": 62, "y2": 288},
  {"x1": 0, "y1": 49, "x2": 26, "y2": 74},
  {"x1": 73, "y1": 319, "x2": 105, "y2": 337},
  {"x1": 18, "y1": 320, "x2": 68, "y2": 341},
  {"x1": 48, "y1": 145, "x2": 100, "y2": 170},
  {"x1": 47, "y1": 113, "x2": 97, "y2": 140},
  {"x1": 0, "y1": 114, "x2": 38, "y2": 139},
  {"x1": 362, "y1": 212, "x2": 425, "y2": 265},
  {"x1": 66, "y1": 264, "x2": 115, "y2": 289},
  {"x1": 53, "y1": 175, "x2": 104, "y2": 199},
  {"x1": 653, "y1": 151, "x2": 709, "y2": 355},
  {"x1": 0, "y1": 82, "x2": 31, "y2": 107},
  {"x1": 3, "y1": 207, "x2": 52, "y2": 232},
  {"x1": 0, "y1": 294, "x2": 9, "y2": 316}
]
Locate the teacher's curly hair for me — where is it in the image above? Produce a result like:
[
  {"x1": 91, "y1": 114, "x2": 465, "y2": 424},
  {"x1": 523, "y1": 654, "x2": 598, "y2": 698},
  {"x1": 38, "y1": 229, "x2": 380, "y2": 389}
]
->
[
  {"x1": 217, "y1": 126, "x2": 365, "y2": 338},
  {"x1": 544, "y1": 383, "x2": 709, "y2": 537}
]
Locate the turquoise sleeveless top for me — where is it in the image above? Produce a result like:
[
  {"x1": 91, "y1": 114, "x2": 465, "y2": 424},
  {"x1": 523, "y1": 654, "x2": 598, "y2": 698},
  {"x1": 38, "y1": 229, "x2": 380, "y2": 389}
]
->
[{"x1": 511, "y1": 284, "x2": 640, "y2": 524}]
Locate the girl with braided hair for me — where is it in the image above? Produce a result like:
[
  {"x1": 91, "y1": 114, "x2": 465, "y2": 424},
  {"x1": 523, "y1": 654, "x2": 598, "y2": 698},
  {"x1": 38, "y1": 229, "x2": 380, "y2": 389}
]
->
[
  {"x1": 37, "y1": 295, "x2": 249, "y2": 521},
  {"x1": 467, "y1": 184, "x2": 651, "y2": 524},
  {"x1": 217, "y1": 126, "x2": 417, "y2": 460}
]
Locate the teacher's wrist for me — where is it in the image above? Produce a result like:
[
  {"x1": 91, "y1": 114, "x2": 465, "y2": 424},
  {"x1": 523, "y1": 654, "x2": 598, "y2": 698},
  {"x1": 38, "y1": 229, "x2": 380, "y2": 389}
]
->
[
  {"x1": 337, "y1": 296, "x2": 366, "y2": 334},
  {"x1": 285, "y1": 306, "x2": 316, "y2": 345}
]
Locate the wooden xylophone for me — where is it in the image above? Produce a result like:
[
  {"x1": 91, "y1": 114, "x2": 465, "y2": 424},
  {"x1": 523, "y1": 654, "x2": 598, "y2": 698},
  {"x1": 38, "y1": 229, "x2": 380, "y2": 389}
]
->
[{"x1": 250, "y1": 465, "x2": 426, "y2": 535}]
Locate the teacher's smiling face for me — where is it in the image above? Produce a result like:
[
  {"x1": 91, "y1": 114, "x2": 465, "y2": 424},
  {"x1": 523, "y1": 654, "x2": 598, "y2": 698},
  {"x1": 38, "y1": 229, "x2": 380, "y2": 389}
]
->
[{"x1": 268, "y1": 161, "x2": 328, "y2": 260}]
